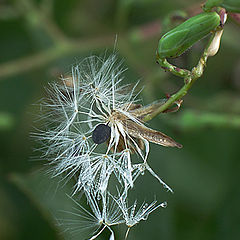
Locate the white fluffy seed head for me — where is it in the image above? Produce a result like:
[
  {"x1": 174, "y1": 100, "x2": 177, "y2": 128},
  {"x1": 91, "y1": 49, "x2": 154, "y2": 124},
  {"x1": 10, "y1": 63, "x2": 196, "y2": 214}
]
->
[
  {"x1": 35, "y1": 54, "x2": 151, "y2": 196},
  {"x1": 34, "y1": 54, "x2": 170, "y2": 239}
]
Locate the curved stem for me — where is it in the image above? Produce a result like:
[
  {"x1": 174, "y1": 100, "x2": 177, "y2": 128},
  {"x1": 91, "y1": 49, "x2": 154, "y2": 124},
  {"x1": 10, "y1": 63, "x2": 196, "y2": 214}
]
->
[{"x1": 144, "y1": 30, "x2": 220, "y2": 122}]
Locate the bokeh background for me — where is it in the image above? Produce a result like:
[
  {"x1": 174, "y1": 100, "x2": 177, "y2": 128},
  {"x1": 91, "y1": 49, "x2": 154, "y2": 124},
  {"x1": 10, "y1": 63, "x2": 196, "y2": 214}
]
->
[{"x1": 0, "y1": 0, "x2": 240, "y2": 239}]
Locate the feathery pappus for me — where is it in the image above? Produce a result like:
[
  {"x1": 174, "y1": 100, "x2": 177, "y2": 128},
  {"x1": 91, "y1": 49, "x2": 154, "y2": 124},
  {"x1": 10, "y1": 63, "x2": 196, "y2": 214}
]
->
[{"x1": 35, "y1": 54, "x2": 182, "y2": 195}]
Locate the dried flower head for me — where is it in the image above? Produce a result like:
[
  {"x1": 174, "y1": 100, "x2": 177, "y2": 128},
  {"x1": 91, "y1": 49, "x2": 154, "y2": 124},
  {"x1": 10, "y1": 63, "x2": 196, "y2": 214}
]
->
[
  {"x1": 35, "y1": 54, "x2": 181, "y2": 196},
  {"x1": 34, "y1": 54, "x2": 183, "y2": 239}
]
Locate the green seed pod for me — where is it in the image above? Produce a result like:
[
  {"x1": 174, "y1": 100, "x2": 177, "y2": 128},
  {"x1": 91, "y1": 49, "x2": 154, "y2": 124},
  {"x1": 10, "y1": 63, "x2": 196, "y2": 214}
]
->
[
  {"x1": 203, "y1": 0, "x2": 223, "y2": 12},
  {"x1": 221, "y1": 0, "x2": 240, "y2": 13},
  {"x1": 157, "y1": 12, "x2": 221, "y2": 59},
  {"x1": 204, "y1": 0, "x2": 240, "y2": 13}
]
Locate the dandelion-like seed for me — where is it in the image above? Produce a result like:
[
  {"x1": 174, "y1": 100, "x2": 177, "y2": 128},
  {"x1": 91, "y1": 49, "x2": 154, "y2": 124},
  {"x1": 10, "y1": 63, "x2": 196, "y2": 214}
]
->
[
  {"x1": 113, "y1": 190, "x2": 168, "y2": 239},
  {"x1": 59, "y1": 192, "x2": 123, "y2": 239},
  {"x1": 35, "y1": 54, "x2": 182, "y2": 239}
]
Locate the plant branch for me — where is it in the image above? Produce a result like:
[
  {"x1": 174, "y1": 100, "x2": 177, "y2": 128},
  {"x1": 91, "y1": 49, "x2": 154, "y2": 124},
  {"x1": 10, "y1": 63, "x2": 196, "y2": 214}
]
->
[{"x1": 143, "y1": 31, "x2": 220, "y2": 122}]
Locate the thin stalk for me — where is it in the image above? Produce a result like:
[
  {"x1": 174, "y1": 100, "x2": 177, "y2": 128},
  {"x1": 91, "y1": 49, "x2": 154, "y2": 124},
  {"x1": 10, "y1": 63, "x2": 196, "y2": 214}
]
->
[{"x1": 143, "y1": 32, "x2": 219, "y2": 122}]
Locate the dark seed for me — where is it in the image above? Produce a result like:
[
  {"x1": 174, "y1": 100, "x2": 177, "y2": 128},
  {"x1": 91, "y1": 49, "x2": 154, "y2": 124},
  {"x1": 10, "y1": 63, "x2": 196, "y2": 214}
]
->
[{"x1": 92, "y1": 124, "x2": 111, "y2": 144}]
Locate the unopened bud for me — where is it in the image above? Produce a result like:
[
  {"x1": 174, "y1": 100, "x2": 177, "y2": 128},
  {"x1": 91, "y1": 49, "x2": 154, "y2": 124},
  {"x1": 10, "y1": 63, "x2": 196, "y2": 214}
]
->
[{"x1": 207, "y1": 29, "x2": 224, "y2": 57}]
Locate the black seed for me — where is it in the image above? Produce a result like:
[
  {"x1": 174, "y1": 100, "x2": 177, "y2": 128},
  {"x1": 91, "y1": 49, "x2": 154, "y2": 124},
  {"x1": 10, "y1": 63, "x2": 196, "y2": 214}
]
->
[{"x1": 92, "y1": 124, "x2": 111, "y2": 144}]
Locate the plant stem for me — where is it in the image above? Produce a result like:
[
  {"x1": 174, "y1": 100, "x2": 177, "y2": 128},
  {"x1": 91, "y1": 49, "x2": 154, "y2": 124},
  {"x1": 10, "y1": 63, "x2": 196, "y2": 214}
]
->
[
  {"x1": 156, "y1": 57, "x2": 191, "y2": 78},
  {"x1": 143, "y1": 31, "x2": 219, "y2": 122}
]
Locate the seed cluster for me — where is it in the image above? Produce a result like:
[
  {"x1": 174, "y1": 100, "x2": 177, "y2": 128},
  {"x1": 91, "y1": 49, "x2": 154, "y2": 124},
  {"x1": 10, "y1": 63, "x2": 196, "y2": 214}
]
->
[{"x1": 35, "y1": 55, "x2": 180, "y2": 239}]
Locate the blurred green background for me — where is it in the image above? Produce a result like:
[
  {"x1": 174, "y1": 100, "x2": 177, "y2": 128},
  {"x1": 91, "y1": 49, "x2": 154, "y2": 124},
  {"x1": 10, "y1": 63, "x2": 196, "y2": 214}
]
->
[{"x1": 0, "y1": 0, "x2": 240, "y2": 239}]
